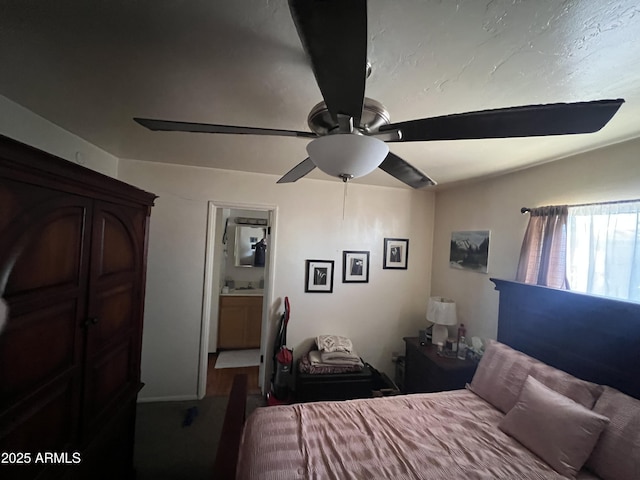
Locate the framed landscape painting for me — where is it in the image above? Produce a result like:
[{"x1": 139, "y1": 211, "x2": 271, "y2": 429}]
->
[{"x1": 449, "y1": 230, "x2": 490, "y2": 273}]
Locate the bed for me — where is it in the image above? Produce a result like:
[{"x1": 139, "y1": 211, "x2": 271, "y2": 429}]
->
[{"x1": 215, "y1": 279, "x2": 640, "y2": 479}]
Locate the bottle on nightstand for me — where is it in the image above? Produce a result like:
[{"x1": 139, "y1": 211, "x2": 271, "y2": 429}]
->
[
  {"x1": 457, "y1": 336, "x2": 467, "y2": 360},
  {"x1": 456, "y1": 324, "x2": 466, "y2": 345}
]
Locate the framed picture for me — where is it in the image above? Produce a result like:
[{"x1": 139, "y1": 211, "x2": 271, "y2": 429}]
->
[
  {"x1": 449, "y1": 230, "x2": 490, "y2": 273},
  {"x1": 383, "y1": 238, "x2": 409, "y2": 269},
  {"x1": 342, "y1": 251, "x2": 370, "y2": 283},
  {"x1": 305, "y1": 259, "x2": 334, "y2": 293}
]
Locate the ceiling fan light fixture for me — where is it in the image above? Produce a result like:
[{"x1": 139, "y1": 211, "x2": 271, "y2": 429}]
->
[{"x1": 306, "y1": 134, "x2": 389, "y2": 180}]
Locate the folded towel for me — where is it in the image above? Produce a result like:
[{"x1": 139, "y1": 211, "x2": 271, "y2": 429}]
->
[
  {"x1": 320, "y1": 350, "x2": 362, "y2": 365},
  {"x1": 298, "y1": 353, "x2": 363, "y2": 374},
  {"x1": 316, "y1": 335, "x2": 353, "y2": 353},
  {"x1": 308, "y1": 350, "x2": 323, "y2": 365},
  {"x1": 309, "y1": 350, "x2": 363, "y2": 368}
]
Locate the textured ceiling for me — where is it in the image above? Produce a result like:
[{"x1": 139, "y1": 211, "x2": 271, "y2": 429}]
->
[{"x1": 1, "y1": 0, "x2": 639, "y2": 188}]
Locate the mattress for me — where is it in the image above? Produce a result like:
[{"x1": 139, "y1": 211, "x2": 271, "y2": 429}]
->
[{"x1": 237, "y1": 389, "x2": 598, "y2": 479}]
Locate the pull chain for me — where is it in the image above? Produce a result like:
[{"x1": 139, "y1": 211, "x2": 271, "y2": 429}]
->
[
  {"x1": 342, "y1": 179, "x2": 349, "y2": 220},
  {"x1": 339, "y1": 174, "x2": 353, "y2": 221}
]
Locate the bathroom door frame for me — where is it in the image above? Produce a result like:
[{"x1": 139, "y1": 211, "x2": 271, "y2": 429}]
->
[{"x1": 199, "y1": 200, "x2": 277, "y2": 398}]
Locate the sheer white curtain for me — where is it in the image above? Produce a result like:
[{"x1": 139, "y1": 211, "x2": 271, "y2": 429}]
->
[{"x1": 567, "y1": 201, "x2": 640, "y2": 302}]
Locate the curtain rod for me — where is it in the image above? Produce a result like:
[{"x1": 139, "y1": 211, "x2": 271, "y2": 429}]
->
[{"x1": 521, "y1": 198, "x2": 640, "y2": 214}]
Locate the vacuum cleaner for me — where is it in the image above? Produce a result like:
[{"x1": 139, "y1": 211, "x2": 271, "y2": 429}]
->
[{"x1": 268, "y1": 296, "x2": 293, "y2": 405}]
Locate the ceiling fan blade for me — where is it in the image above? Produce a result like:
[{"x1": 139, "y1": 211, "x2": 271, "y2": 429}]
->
[
  {"x1": 379, "y1": 152, "x2": 436, "y2": 189},
  {"x1": 134, "y1": 118, "x2": 317, "y2": 138},
  {"x1": 380, "y1": 99, "x2": 625, "y2": 142},
  {"x1": 277, "y1": 157, "x2": 316, "y2": 184},
  {"x1": 289, "y1": 0, "x2": 367, "y2": 126}
]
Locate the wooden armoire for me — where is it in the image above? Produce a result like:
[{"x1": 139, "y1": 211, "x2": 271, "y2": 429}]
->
[{"x1": 0, "y1": 134, "x2": 156, "y2": 479}]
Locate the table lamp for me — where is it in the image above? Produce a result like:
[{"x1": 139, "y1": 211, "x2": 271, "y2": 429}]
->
[{"x1": 426, "y1": 297, "x2": 457, "y2": 347}]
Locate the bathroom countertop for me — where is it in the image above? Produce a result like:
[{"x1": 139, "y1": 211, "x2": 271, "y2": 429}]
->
[{"x1": 220, "y1": 290, "x2": 264, "y2": 296}]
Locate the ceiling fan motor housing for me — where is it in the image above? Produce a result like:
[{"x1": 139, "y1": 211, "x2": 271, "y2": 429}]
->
[{"x1": 308, "y1": 97, "x2": 391, "y2": 136}]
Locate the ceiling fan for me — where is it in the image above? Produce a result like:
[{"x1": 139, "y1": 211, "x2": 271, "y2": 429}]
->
[{"x1": 134, "y1": 0, "x2": 624, "y2": 189}]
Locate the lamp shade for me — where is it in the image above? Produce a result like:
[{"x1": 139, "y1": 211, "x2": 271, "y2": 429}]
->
[
  {"x1": 306, "y1": 134, "x2": 389, "y2": 179},
  {"x1": 426, "y1": 297, "x2": 457, "y2": 325},
  {"x1": 427, "y1": 297, "x2": 457, "y2": 346}
]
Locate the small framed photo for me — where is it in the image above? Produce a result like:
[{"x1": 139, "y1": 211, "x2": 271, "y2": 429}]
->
[
  {"x1": 342, "y1": 251, "x2": 370, "y2": 283},
  {"x1": 383, "y1": 238, "x2": 409, "y2": 269},
  {"x1": 305, "y1": 259, "x2": 334, "y2": 293}
]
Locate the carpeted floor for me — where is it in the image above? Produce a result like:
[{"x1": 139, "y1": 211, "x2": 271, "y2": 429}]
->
[{"x1": 134, "y1": 394, "x2": 265, "y2": 480}]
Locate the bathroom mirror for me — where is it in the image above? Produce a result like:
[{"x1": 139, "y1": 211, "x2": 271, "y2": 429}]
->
[{"x1": 234, "y1": 226, "x2": 266, "y2": 267}]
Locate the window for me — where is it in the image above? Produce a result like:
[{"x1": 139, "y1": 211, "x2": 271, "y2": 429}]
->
[{"x1": 567, "y1": 201, "x2": 640, "y2": 302}]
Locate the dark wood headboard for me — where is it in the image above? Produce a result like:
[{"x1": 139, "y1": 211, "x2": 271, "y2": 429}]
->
[{"x1": 491, "y1": 278, "x2": 640, "y2": 400}]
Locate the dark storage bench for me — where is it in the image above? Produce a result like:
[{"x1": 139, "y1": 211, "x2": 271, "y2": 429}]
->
[
  {"x1": 295, "y1": 364, "x2": 373, "y2": 402},
  {"x1": 295, "y1": 363, "x2": 401, "y2": 402}
]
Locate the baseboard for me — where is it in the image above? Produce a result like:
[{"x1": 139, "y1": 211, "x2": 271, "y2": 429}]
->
[{"x1": 137, "y1": 394, "x2": 199, "y2": 403}]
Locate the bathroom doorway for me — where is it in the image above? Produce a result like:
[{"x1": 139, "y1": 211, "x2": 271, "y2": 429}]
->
[{"x1": 198, "y1": 201, "x2": 277, "y2": 398}]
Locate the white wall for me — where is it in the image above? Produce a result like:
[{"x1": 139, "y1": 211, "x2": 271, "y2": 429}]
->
[
  {"x1": 431, "y1": 138, "x2": 640, "y2": 342},
  {"x1": 0, "y1": 95, "x2": 118, "y2": 177},
  {"x1": 118, "y1": 159, "x2": 435, "y2": 401}
]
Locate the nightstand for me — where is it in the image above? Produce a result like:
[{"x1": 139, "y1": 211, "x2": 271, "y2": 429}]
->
[{"x1": 403, "y1": 337, "x2": 477, "y2": 393}]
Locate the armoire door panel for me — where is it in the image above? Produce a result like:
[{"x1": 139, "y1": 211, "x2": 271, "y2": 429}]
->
[
  {"x1": 0, "y1": 191, "x2": 90, "y2": 465},
  {"x1": 0, "y1": 195, "x2": 90, "y2": 409},
  {"x1": 83, "y1": 341, "x2": 133, "y2": 429},
  {"x1": 84, "y1": 201, "x2": 145, "y2": 433},
  {"x1": 0, "y1": 300, "x2": 79, "y2": 403},
  {"x1": 0, "y1": 379, "x2": 78, "y2": 480},
  {"x1": 0, "y1": 379, "x2": 77, "y2": 450},
  {"x1": 86, "y1": 283, "x2": 134, "y2": 354},
  {"x1": 95, "y1": 213, "x2": 136, "y2": 277},
  {"x1": 0, "y1": 177, "x2": 73, "y2": 233},
  {"x1": 4, "y1": 207, "x2": 88, "y2": 295}
]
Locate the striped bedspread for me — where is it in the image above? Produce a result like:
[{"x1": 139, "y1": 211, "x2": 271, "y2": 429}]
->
[{"x1": 237, "y1": 389, "x2": 599, "y2": 479}]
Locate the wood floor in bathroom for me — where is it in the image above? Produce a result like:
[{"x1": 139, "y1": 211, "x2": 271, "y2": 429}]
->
[{"x1": 206, "y1": 353, "x2": 262, "y2": 397}]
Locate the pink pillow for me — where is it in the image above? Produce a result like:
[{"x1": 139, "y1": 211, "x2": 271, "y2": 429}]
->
[
  {"x1": 586, "y1": 386, "x2": 640, "y2": 480},
  {"x1": 499, "y1": 376, "x2": 609, "y2": 478},
  {"x1": 468, "y1": 340, "x2": 602, "y2": 413}
]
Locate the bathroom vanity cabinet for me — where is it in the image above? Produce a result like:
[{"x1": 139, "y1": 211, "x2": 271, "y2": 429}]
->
[{"x1": 218, "y1": 295, "x2": 263, "y2": 349}]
